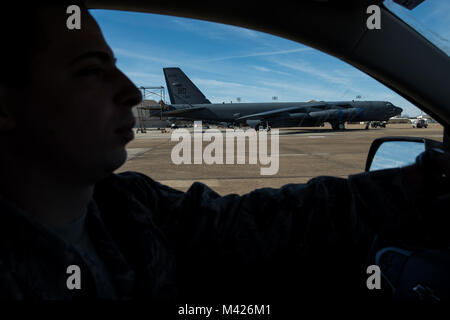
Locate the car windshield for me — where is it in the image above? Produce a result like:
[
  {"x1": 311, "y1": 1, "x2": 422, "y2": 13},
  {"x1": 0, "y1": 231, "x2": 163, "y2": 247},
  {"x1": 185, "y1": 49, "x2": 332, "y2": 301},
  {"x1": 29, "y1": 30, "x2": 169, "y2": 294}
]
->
[
  {"x1": 89, "y1": 8, "x2": 444, "y2": 195},
  {"x1": 384, "y1": 0, "x2": 449, "y2": 56}
]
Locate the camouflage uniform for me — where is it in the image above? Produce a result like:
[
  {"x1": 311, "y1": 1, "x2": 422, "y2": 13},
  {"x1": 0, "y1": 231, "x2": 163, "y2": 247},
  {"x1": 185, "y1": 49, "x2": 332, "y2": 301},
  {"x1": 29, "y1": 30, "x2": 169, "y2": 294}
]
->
[{"x1": 0, "y1": 152, "x2": 449, "y2": 301}]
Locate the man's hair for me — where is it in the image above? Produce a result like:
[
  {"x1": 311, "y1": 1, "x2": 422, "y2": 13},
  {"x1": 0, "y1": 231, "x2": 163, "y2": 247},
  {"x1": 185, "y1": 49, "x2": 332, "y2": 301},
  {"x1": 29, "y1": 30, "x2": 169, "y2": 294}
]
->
[{"x1": 0, "y1": 2, "x2": 87, "y2": 87}]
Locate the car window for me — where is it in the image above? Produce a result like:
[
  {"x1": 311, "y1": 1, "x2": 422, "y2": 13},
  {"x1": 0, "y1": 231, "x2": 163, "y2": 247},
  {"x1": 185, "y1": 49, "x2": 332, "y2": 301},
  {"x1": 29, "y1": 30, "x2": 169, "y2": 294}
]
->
[{"x1": 90, "y1": 9, "x2": 444, "y2": 195}]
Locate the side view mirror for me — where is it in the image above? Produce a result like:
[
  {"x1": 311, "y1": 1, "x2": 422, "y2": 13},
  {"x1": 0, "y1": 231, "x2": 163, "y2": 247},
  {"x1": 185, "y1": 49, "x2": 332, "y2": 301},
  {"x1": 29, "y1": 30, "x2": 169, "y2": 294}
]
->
[{"x1": 365, "y1": 137, "x2": 444, "y2": 172}]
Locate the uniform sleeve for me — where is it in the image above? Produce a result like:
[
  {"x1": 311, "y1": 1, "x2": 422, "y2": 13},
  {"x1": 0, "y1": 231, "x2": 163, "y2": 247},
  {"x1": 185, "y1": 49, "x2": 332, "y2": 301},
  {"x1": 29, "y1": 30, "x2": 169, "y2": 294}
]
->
[
  {"x1": 99, "y1": 155, "x2": 448, "y2": 300},
  {"x1": 348, "y1": 164, "x2": 450, "y2": 251},
  {"x1": 114, "y1": 174, "x2": 368, "y2": 301},
  {"x1": 113, "y1": 172, "x2": 363, "y2": 300},
  {"x1": 125, "y1": 172, "x2": 354, "y2": 260},
  {"x1": 108, "y1": 167, "x2": 440, "y2": 300}
]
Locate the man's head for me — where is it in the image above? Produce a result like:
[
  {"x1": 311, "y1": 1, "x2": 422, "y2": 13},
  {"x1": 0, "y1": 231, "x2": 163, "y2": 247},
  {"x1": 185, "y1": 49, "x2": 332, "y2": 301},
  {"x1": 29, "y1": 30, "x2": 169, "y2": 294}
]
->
[{"x1": 0, "y1": 3, "x2": 142, "y2": 184}]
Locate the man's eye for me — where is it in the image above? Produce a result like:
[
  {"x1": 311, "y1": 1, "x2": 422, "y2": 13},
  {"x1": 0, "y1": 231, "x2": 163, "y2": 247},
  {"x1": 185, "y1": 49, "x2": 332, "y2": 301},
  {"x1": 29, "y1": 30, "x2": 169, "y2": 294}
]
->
[{"x1": 78, "y1": 67, "x2": 105, "y2": 76}]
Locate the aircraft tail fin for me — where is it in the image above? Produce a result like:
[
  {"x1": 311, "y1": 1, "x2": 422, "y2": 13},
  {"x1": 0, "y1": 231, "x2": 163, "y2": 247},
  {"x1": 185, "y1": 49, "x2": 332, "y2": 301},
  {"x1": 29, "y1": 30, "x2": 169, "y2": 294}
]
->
[{"x1": 163, "y1": 67, "x2": 211, "y2": 105}]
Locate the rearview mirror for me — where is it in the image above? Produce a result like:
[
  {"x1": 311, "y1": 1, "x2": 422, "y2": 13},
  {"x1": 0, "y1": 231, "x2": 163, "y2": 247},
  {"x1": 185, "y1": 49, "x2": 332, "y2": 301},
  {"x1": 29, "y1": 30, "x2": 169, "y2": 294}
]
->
[{"x1": 365, "y1": 137, "x2": 444, "y2": 172}]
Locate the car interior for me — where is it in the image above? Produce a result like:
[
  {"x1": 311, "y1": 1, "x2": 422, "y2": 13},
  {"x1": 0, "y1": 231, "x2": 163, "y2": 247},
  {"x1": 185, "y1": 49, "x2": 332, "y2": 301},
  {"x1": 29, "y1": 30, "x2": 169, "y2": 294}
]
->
[{"x1": 81, "y1": 0, "x2": 449, "y2": 302}]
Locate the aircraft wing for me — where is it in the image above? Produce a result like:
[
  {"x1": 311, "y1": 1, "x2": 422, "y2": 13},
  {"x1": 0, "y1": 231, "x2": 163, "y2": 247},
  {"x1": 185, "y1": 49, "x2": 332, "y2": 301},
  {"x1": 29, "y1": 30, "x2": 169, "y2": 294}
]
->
[
  {"x1": 235, "y1": 103, "x2": 323, "y2": 121},
  {"x1": 236, "y1": 102, "x2": 354, "y2": 121},
  {"x1": 162, "y1": 106, "x2": 206, "y2": 116}
]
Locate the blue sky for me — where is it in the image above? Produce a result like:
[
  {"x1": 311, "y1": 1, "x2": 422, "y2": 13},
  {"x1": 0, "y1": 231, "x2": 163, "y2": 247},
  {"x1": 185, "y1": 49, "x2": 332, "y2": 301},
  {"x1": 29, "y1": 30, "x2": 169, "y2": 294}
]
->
[{"x1": 90, "y1": 1, "x2": 449, "y2": 117}]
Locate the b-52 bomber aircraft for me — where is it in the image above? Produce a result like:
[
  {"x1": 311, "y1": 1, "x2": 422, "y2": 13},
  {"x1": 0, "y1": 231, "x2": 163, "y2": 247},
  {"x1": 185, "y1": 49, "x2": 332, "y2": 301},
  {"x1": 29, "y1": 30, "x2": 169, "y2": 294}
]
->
[{"x1": 156, "y1": 67, "x2": 402, "y2": 130}]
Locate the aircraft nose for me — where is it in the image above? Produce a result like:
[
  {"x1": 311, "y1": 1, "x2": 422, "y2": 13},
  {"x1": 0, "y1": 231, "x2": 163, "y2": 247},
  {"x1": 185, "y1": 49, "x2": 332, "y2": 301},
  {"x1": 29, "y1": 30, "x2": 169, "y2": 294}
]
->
[{"x1": 394, "y1": 106, "x2": 403, "y2": 115}]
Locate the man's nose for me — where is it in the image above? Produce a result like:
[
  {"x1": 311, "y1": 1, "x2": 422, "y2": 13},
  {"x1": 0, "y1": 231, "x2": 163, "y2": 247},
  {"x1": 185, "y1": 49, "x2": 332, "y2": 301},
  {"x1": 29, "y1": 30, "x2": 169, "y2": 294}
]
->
[{"x1": 114, "y1": 70, "x2": 143, "y2": 108}]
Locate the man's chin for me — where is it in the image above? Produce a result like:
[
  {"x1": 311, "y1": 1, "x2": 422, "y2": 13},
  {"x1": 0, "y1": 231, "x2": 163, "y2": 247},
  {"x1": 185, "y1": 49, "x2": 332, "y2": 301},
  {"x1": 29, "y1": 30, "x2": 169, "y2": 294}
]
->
[
  {"x1": 89, "y1": 148, "x2": 128, "y2": 183},
  {"x1": 109, "y1": 147, "x2": 128, "y2": 172}
]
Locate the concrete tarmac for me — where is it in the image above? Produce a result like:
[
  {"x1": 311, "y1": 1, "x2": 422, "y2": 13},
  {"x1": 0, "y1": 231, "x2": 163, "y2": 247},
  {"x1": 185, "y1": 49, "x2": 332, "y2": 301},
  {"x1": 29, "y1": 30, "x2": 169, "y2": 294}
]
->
[{"x1": 116, "y1": 123, "x2": 444, "y2": 195}]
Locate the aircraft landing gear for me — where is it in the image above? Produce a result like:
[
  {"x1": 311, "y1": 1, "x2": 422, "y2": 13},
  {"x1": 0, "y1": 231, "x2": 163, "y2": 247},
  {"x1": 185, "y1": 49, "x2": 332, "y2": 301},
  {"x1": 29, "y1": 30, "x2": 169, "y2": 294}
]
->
[
  {"x1": 256, "y1": 121, "x2": 271, "y2": 132},
  {"x1": 331, "y1": 122, "x2": 345, "y2": 130}
]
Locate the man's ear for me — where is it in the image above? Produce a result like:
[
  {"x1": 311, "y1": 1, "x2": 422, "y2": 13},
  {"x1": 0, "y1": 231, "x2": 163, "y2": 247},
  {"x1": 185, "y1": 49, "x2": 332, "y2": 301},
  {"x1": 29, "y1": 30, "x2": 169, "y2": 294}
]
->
[{"x1": 0, "y1": 87, "x2": 17, "y2": 131}]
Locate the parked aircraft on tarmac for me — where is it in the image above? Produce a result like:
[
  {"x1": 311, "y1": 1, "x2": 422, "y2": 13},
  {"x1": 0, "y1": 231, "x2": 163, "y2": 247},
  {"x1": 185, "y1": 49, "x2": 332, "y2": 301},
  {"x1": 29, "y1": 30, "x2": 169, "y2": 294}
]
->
[{"x1": 154, "y1": 67, "x2": 402, "y2": 130}]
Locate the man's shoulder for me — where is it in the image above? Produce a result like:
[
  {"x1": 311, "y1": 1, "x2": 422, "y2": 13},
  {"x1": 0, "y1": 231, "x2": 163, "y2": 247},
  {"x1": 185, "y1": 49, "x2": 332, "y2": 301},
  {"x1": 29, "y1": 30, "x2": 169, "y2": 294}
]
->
[{"x1": 92, "y1": 171, "x2": 192, "y2": 222}]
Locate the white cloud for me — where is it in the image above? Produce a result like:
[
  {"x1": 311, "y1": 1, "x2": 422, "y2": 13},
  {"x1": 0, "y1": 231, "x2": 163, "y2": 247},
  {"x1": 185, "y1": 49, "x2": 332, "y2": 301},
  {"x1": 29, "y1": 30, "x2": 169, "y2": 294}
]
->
[
  {"x1": 252, "y1": 66, "x2": 271, "y2": 72},
  {"x1": 270, "y1": 58, "x2": 352, "y2": 87},
  {"x1": 203, "y1": 48, "x2": 312, "y2": 62}
]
